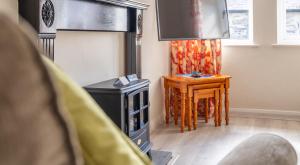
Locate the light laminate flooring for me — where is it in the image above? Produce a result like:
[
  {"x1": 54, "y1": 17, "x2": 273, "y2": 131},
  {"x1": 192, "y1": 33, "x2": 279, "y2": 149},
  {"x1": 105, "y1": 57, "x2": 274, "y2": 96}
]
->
[{"x1": 151, "y1": 117, "x2": 300, "y2": 165}]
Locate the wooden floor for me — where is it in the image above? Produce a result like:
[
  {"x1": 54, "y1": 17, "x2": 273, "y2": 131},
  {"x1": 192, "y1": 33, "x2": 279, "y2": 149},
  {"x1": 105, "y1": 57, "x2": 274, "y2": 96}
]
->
[{"x1": 151, "y1": 117, "x2": 300, "y2": 165}]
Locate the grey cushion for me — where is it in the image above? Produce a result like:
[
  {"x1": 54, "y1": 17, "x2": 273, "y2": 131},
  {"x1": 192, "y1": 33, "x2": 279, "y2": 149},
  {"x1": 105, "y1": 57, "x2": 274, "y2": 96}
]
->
[
  {"x1": 218, "y1": 133, "x2": 297, "y2": 165},
  {"x1": 0, "y1": 14, "x2": 83, "y2": 165}
]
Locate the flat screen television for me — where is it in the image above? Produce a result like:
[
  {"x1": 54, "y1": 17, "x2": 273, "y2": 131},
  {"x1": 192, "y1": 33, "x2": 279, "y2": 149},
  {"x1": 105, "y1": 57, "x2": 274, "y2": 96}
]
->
[{"x1": 156, "y1": 0, "x2": 230, "y2": 41}]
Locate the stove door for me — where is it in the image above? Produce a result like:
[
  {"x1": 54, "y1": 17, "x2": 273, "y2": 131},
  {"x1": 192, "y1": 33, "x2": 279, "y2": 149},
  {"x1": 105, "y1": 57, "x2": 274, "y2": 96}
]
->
[{"x1": 126, "y1": 86, "x2": 149, "y2": 137}]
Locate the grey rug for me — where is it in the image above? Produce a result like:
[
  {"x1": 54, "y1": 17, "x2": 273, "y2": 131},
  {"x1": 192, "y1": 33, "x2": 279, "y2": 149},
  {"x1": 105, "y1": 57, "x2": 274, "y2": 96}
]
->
[{"x1": 151, "y1": 150, "x2": 173, "y2": 165}]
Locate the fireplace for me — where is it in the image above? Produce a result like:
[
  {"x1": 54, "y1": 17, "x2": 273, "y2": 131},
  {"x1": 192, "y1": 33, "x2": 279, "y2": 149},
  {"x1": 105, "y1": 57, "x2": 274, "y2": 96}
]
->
[
  {"x1": 84, "y1": 78, "x2": 151, "y2": 157},
  {"x1": 19, "y1": 0, "x2": 150, "y2": 158}
]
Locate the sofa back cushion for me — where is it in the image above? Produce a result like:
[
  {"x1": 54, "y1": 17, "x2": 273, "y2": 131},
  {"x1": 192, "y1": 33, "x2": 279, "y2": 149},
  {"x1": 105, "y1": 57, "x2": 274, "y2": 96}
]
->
[{"x1": 0, "y1": 14, "x2": 83, "y2": 165}]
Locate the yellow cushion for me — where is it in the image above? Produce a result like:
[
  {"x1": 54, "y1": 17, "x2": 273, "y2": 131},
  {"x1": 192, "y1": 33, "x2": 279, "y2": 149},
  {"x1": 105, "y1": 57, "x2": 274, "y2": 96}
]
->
[{"x1": 43, "y1": 57, "x2": 152, "y2": 165}]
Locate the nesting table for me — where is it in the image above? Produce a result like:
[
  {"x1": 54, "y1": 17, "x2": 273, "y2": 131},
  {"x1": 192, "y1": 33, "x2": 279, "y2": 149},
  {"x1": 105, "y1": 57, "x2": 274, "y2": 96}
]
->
[{"x1": 163, "y1": 75, "x2": 231, "y2": 132}]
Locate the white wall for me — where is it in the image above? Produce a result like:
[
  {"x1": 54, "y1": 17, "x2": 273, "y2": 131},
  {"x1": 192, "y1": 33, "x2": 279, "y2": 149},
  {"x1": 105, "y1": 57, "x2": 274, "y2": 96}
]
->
[
  {"x1": 6, "y1": 0, "x2": 300, "y2": 122},
  {"x1": 55, "y1": 31, "x2": 125, "y2": 86},
  {"x1": 222, "y1": 0, "x2": 300, "y2": 111},
  {"x1": 139, "y1": 0, "x2": 170, "y2": 130}
]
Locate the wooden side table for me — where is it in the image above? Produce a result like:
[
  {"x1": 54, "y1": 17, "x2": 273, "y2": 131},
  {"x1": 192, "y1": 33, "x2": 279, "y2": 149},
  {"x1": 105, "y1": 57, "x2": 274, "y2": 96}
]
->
[{"x1": 163, "y1": 75, "x2": 231, "y2": 132}]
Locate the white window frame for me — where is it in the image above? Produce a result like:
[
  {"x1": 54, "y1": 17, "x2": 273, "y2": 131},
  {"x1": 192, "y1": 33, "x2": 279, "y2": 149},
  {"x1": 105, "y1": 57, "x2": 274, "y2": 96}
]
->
[
  {"x1": 223, "y1": 0, "x2": 254, "y2": 45},
  {"x1": 277, "y1": 0, "x2": 300, "y2": 44}
]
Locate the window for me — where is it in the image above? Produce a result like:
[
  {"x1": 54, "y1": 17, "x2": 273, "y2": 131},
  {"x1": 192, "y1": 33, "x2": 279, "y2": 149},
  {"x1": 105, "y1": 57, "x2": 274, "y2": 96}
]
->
[
  {"x1": 224, "y1": 0, "x2": 253, "y2": 44},
  {"x1": 278, "y1": 0, "x2": 300, "y2": 44}
]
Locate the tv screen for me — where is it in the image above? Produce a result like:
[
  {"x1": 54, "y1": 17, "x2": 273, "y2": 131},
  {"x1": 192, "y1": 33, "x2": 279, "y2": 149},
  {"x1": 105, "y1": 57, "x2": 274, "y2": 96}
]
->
[{"x1": 156, "y1": 0, "x2": 230, "y2": 41}]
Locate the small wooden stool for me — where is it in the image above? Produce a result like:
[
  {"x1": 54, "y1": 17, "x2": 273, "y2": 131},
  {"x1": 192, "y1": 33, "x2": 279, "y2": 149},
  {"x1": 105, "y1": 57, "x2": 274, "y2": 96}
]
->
[
  {"x1": 187, "y1": 83, "x2": 225, "y2": 130},
  {"x1": 193, "y1": 88, "x2": 220, "y2": 129}
]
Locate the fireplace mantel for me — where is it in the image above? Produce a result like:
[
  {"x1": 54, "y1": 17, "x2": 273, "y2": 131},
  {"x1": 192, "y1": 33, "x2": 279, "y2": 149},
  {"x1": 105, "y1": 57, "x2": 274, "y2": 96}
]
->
[
  {"x1": 95, "y1": 0, "x2": 149, "y2": 9},
  {"x1": 19, "y1": 0, "x2": 149, "y2": 78}
]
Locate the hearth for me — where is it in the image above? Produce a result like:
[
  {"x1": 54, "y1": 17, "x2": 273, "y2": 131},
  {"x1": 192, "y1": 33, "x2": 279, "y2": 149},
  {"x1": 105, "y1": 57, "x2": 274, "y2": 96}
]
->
[{"x1": 85, "y1": 78, "x2": 151, "y2": 157}]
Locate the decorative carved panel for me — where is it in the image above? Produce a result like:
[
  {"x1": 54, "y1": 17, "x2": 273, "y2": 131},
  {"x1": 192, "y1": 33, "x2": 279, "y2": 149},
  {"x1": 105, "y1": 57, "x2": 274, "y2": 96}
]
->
[
  {"x1": 137, "y1": 10, "x2": 143, "y2": 36},
  {"x1": 39, "y1": 0, "x2": 57, "y2": 33},
  {"x1": 41, "y1": 0, "x2": 55, "y2": 28}
]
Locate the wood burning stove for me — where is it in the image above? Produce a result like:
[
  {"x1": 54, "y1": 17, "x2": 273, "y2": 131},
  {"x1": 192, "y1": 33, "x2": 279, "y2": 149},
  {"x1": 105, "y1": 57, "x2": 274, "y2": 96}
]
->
[{"x1": 84, "y1": 78, "x2": 151, "y2": 157}]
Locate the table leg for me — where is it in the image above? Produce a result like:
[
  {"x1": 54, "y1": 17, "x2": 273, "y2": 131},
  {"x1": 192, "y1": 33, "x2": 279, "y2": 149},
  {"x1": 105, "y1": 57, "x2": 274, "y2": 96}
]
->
[
  {"x1": 180, "y1": 92, "x2": 186, "y2": 133},
  {"x1": 174, "y1": 91, "x2": 178, "y2": 126},
  {"x1": 219, "y1": 87, "x2": 224, "y2": 126},
  {"x1": 188, "y1": 96, "x2": 192, "y2": 131},
  {"x1": 225, "y1": 80, "x2": 230, "y2": 125},
  {"x1": 194, "y1": 100, "x2": 198, "y2": 129},
  {"x1": 205, "y1": 98, "x2": 209, "y2": 123},
  {"x1": 214, "y1": 91, "x2": 219, "y2": 127},
  {"x1": 165, "y1": 86, "x2": 170, "y2": 125}
]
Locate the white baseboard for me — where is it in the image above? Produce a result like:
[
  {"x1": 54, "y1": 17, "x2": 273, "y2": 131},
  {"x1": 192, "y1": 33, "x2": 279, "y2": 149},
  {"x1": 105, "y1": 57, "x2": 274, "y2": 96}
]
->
[{"x1": 231, "y1": 108, "x2": 300, "y2": 121}]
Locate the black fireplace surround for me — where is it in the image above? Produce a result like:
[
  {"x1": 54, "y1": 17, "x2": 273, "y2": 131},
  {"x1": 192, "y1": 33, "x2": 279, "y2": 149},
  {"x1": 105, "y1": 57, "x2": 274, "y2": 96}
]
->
[{"x1": 19, "y1": 0, "x2": 149, "y2": 78}]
